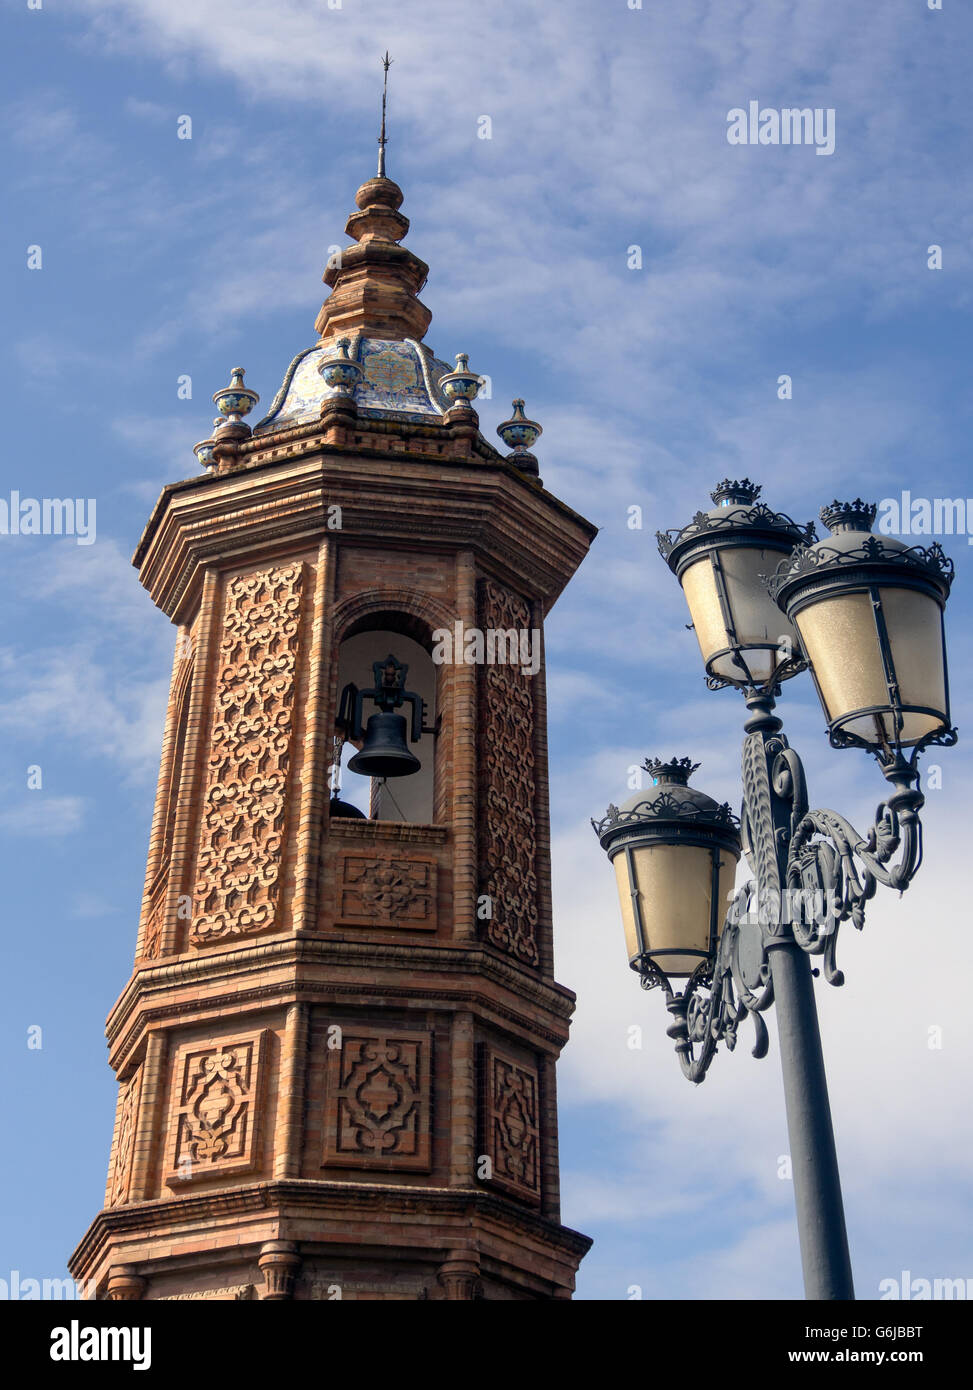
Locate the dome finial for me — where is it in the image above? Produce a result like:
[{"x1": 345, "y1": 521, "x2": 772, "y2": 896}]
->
[
  {"x1": 212, "y1": 367, "x2": 259, "y2": 438},
  {"x1": 315, "y1": 170, "x2": 431, "y2": 343},
  {"x1": 439, "y1": 353, "x2": 482, "y2": 412},
  {"x1": 497, "y1": 399, "x2": 542, "y2": 478},
  {"x1": 314, "y1": 57, "x2": 434, "y2": 346},
  {"x1": 377, "y1": 51, "x2": 393, "y2": 179}
]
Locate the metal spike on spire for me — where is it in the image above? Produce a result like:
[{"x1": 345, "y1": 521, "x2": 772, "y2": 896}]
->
[{"x1": 377, "y1": 50, "x2": 392, "y2": 177}]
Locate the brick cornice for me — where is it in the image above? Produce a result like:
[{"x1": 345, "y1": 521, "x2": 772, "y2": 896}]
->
[
  {"x1": 133, "y1": 446, "x2": 596, "y2": 622},
  {"x1": 68, "y1": 1178, "x2": 593, "y2": 1282},
  {"x1": 104, "y1": 935, "x2": 579, "y2": 1068}
]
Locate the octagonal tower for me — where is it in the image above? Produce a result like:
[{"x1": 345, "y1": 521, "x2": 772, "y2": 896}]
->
[{"x1": 69, "y1": 161, "x2": 595, "y2": 1302}]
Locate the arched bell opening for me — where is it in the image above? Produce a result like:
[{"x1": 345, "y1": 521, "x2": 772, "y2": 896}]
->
[{"x1": 333, "y1": 612, "x2": 441, "y2": 825}]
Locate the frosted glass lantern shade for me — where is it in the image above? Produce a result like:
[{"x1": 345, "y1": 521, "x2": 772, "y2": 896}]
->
[
  {"x1": 794, "y1": 586, "x2": 949, "y2": 746},
  {"x1": 611, "y1": 841, "x2": 739, "y2": 977},
  {"x1": 681, "y1": 549, "x2": 800, "y2": 685}
]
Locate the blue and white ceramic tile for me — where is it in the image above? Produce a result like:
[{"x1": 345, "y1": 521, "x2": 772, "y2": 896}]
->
[{"x1": 253, "y1": 336, "x2": 451, "y2": 435}]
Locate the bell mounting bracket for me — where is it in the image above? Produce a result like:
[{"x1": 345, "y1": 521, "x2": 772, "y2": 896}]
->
[{"x1": 337, "y1": 653, "x2": 432, "y2": 743}]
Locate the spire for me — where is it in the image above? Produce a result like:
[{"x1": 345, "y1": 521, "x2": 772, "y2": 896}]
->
[
  {"x1": 314, "y1": 62, "x2": 432, "y2": 345},
  {"x1": 377, "y1": 51, "x2": 392, "y2": 178}
]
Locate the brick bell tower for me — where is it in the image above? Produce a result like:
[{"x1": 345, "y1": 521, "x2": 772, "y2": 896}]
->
[{"x1": 69, "y1": 141, "x2": 595, "y2": 1301}]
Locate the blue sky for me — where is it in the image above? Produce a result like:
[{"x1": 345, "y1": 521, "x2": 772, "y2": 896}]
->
[{"x1": 2, "y1": 0, "x2": 972, "y2": 1300}]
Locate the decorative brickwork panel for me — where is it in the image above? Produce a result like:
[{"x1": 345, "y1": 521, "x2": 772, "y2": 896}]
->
[
  {"x1": 108, "y1": 1067, "x2": 142, "y2": 1207},
  {"x1": 323, "y1": 1029, "x2": 432, "y2": 1172},
  {"x1": 165, "y1": 1031, "x2": 268, "y2": 1187},
  {"x1": 337, "y1": 852, "x2": 437, "y2": 931},
  {"x1": 191, "y1": 565, "x2": 303, "y2": 946},
  {"x1": 476, "y1": 579, "x2": 539, "y2": 966},
  {"x1": 479, "y1": 1048, "x2": 541, "y2": 1205}
]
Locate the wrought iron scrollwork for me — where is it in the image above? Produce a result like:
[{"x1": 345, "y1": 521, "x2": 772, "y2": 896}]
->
[
  {"x1": 766, "y1": 534, "x2": 955, "y2": 602},
  {"x1": 649, "y1": 692, "x2": 937, "y2": 1077},
  {"x1": 656, "y1": 502, "x2": 815, "y2": 563},
  {"x1": 783, "y1": 769, "x2": 926, "y2": 985},
  {"x1": 654, "y1": 882, "x2": 772, "y2": 1084}
]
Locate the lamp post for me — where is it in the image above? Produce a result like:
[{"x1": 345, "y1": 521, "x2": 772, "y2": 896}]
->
[{"x1": 593, "y1": 480, "x2": 957, "y2": 1301}]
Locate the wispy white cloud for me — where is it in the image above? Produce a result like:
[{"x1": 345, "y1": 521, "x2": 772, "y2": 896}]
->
[
  {"x1": 0, "y1": 794, "x2": 85, "y2": 836},
  {"x1": 0, "y1": 644, "x2": 168, "y2": 782},
  {"x1": 123, "y1": 96, "x2": 169, "y2": 122},
  {"x1": 57, "y1": 0, "x2": 973, "y2": 391},
  {"x1": 0, "y1": 540, "x2": 172, "y2": 782}
]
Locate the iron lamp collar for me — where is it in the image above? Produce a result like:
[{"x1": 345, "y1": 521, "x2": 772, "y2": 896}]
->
[{"x1": 656, "y1": 481, "x2": 816, "y2": 574}]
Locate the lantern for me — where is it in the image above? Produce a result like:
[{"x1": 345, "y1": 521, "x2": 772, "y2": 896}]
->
[
  {"x1": 657, "y1": 479, "x2": 815, "y2": 690},
  {"x1": 593, "y1": 759, "x2": 741, "y2": 979},
  {"x1": 769, "y1": 500, "x2": 954, "y2": 752}
]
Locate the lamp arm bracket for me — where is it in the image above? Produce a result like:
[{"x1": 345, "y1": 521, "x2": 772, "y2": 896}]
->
[
  {"x1": 784, "y1": 788, "x2": 925, "y2": 982},
  {"x1": 658, "y1": 882, "x2": 772, "y2": 1085},
  {"x1": 740, "y1": 713, "x2": 921, "y2": 987},
  {"x1": 726, "y1": 882, "x2": 776, "y2": 1015}
]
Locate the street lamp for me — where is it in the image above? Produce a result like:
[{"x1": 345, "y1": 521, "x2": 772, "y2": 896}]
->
[{"x1": 593, "y1": 481, "x2": 957, "y2": 1301}]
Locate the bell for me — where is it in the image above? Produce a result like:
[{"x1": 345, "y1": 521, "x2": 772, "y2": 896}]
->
[{"x1": 347, "y1": 712, "x2": 421, "y2": 779}]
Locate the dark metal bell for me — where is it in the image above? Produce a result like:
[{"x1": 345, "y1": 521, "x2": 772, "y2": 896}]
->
[{"x1": 347, "y1": 712, "x2": 421, "y2": 779}]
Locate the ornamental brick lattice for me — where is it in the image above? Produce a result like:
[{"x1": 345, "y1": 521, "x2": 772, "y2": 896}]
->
[
  {"x1": 477, "y1": 578, "x2": 540, "y2": 967},
  {"x1": 190, "y1": 564, "x2": 304, "y2": 945},
  {"x1": 70, "y1": 163, "x2": 595, "y2": 1301}
]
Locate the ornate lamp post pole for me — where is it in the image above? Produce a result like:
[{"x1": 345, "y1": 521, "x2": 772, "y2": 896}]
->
[{"x1": 593, "y1": 481, "x2": 957, "y2": 1301}]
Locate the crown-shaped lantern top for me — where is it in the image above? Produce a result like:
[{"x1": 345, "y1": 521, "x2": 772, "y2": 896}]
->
[
  {"x1": 819, "y1": 499, "x2": 879, "y2": 535},
  {"x1": 711, "y1": 478, "x2": 762, "y2": 508},
  {"x1": 643, "y1": 757, "x2": 701, "y2": 786}
]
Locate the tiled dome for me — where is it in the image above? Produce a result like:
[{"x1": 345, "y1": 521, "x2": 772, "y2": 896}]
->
[{"x1": 254, "y1": 334, "x2": 452, "y2": 435}]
